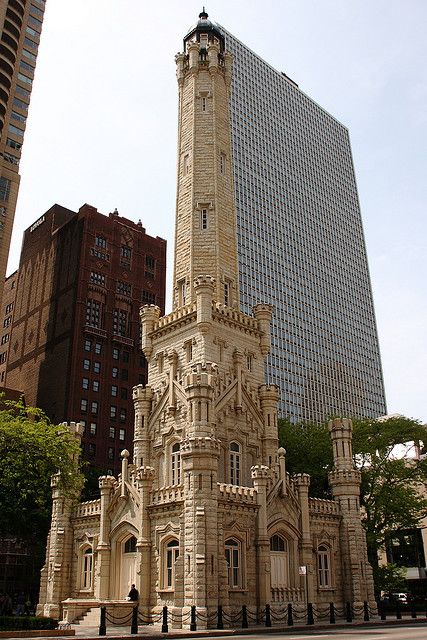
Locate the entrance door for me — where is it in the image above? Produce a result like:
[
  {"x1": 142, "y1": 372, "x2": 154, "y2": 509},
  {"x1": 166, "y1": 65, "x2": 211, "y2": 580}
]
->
[{"x1": 120, "y1": 536, "x2": 137, "y2": 599}]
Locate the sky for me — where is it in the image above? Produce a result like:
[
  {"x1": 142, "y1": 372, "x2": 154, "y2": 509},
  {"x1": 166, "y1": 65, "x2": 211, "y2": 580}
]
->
[{"x1": 8, "y1": 0, "x2": 427, "y2": 422}]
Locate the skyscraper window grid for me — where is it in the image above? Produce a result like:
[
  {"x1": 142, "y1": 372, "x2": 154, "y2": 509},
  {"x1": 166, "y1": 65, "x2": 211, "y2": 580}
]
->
[{"x1": 220, "y1": 26, "x2": 386, "y2": 422}]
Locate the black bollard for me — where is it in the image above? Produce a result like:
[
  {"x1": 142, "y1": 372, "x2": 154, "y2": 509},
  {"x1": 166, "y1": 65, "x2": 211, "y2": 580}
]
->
[
  {"x1": 346, "y1": 602, "x2": 352, "y2": 623},
  {"x1": 307, "y1": 603, "x2": 314, "y2": 625},
  {"x1": 242, "y1": 605, "x2": 248, "y2": 629},
  {"x1": 131, "y1": 606, "x2": 138, "y2": 634},
  {"x1": 396, "y1": 601, "x2": 402, "y2": 620},
  {"x1": 363, "y1": 601, "x2": 369, "y2": 622},
  {"x1": 190, "y1": 605, "x2": 197, "y2": 631},
  {"x1": 217, "y1": 605, "x2": 223, "y2": 630},
  {"x1": 411, "y1": 603, "x2": 417, "y2": 619},
  {"x1": 287, "y1": 603, "x2": 293, "y2": 626},
  {"x1": 265, "y1": 604, "x2": 272, "y2": 628},
  {"x1": 99, "y1": 606, "x2": 106, "y2": 636},
  {"x1": 329, "y1": 602, "x2": 335, "y2": 624},
  {"x1": 380, "y1": 600, "x2": 386, "y2": 621},
  {"x1": 161, "y1": 605, "x2": 168, "y2": 633}
]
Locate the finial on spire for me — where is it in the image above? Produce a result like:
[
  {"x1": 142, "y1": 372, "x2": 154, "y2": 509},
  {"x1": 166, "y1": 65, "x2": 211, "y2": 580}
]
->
[{"x1": 199, "y1": 7, "x2": 208, "y2": 20}]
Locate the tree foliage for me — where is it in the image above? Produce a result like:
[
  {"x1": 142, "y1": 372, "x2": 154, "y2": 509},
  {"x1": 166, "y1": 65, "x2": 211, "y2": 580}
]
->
[
  {"x1": 278, "y1": 415, "x2": 427, "y2": 569},
  {"x1": 0, "y1": 398, "x2": 84, "y2": 541}
]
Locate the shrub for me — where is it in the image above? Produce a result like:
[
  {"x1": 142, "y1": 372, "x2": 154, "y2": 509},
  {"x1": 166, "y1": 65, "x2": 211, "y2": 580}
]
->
[{"x1": 0, "y1": 616, "x2": 58, "y2": 630}]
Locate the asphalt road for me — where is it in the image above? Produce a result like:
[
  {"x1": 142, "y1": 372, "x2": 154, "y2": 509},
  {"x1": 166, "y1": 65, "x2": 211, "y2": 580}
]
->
[{"x1": 209, "y1": 626, "x2": 427, "y2": 640}]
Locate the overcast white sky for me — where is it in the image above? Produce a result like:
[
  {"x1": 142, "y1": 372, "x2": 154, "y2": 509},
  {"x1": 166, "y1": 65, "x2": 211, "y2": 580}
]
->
[{"x1": 8, "y1": 0, "x2": 427, "y2": 422}]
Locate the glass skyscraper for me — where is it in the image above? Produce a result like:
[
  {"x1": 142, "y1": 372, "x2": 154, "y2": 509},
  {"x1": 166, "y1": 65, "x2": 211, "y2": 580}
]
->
[{"x1": 220, "y1": 26, "x2": 387, "y2": 422}]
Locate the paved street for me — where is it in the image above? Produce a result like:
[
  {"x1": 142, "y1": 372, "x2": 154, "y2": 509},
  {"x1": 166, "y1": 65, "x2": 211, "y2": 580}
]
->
[{"x1": 209, "y1": 625, "x2": 427, "y2": 640}]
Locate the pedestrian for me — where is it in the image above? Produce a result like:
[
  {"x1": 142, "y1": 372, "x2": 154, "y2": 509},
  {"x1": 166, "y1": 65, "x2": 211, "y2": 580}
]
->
[{"x1": 127, "y1": 584, "x2": 139, "y2": 601}]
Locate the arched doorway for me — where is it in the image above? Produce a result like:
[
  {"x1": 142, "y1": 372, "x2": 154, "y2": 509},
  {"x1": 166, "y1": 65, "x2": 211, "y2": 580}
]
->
[{"x1": 119, "y1": 535, "x2": 137, "y2": 599}]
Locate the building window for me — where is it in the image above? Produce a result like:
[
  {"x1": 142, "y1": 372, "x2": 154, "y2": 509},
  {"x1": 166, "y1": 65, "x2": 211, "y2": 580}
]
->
[
  {"x1": 93, "y1": 361, "x2": 101, "y2": 374},
  {"x1": 89, "y1": 423, "x2": 97, "y2": 436},
  {"x1": 82, "y1": 378, "x2": 89, "y2": 390},
  {"x1": 120, "y1": 408, "x2": 127, "y2": 422},
  {"x1": 117, "y1": 281, "x2": 132, "y2": 296},
  {"x1": 80, "y1": 399, "x2": 88, "y2": 412},
  {"x1": 92, "y1": 380, "x2": 99, "y2": 392},
  {"x1": 121, "y1": 369, "x2": 128, "y2": 381},
  {"x1": 246, "y1": 354, "x2": 253, "y2": 371},
  {"x1": 111, "y1": 385, "x2": 118, "y2": 397},
  {"x1": 112, "y1": 348, "x2": 119, "y2": 360},
  {"x1": 142, "y1": 290, "x2": 156, "y2": 304},
  {"x1": 89, "y1": 271, "x2": 105, "y2": 286},
  {"x1": 84, "y1": 339, "x2": 91, "y2": 352},
  {"x1": 164, "y1": 539, "x2": 179, "y2": 589},
  {"x1": 220, "y1": 153, "x2": 226, "y2": 175},
  {"x1": 270, "y1": 534, "x2": 289, "y2": 588},
  {"x1": 86, "y1": 299, "x2": 101, "y2": 328},
  {"x1": 119, "y1": 428, "x2": 125, "y2": 441},
  {"x1": 318, "y1": 545, "x2": 331, "y2": 587},
  {"x1": 0, "y1": 178, "x2": 11, "y2": 202},
  {"x1": 120, "y1": 246, "x2": 132, "y2": 264},
  {"x1": 82, "y1": 547, "x2": 93, "y2": 590},
  {"x1": 112, "y1": 367, "x2": 118, "y2": 378},
  {"x1": 224, "y1": 281, "x2": 230, "y2": 306},
  {"x1": 183, "y1": 154, "x2": 190, "y2": 175},
  {"x1": 1, "y1": 334, "x2": 9, "y2": 345},
  {"x1": 122, "y1": 351, "x2": 129, "y2": 363},
  {"x1": 0, "y1": 352, "x2": 7, "y2": 364},
  {"x1": 94, "y1": 342, "x2": 102, "y2": 354},
  {"x1": 171, "y1": 443, "x2": 181, "y2": 485},
  {"x1": 88, "y1": 443, "x2": 96, "y2": 457},
  {"x1": 108, "y1": 447, "x2": 114, "y2": 460},
  {"x1": 113, "y1": 309, "x2": 128, "y2": 337},
  {"x1": 124, "y1": 536, "x2": 137, "y2": 553},
  {"x1": 121, "y1": 387, "x2": 128, "y2": 400},
  {"x1": 110, "y1": 406, "x2": 117, "y2": 419},
  {"x1": 225, "y1": 538, "x2": 242, "y2": 588},
  {"x1": 95, "y1": 235, "x2": 107, "y2": 249},
  {"x1": 109, "y1": 426, "x2": 115, "y2": 439},
  {"x1": 200, "y1": 208, "x2": 208, "y2": 230},
  {"x1": 229, "y1": 442, "x2": 241, "y2": 485},
  {"x1": 91, "y1": 401, "x2": 98, "y2": 415},
  {"x1": 201, "y1": 96, "x2": 207, "y2": 112},
  {"x1": 83, "y1": 359, "x2": 90, "y2": 370}
]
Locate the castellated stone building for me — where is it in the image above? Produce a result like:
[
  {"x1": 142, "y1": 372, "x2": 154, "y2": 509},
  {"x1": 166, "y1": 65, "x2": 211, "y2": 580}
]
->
[{"x1": 37, "y1": 12, "x2": 375, "y2": 625}]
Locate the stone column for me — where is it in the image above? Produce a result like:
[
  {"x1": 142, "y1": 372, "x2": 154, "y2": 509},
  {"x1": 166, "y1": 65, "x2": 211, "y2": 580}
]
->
[
  {"x1": 132, "y1": 385, "x2": 153, "y2": 467},
  {"x1": 136, "y1": 467, "x2": 155, "y2": 610},
  {"x1": 96, "y1": 476, "x2": 116, "y2": 600},
  {"x1": 140, "y1": 305, "x2": 161, "y2": 359},
  {"x1": 251, "y1": 465, "x2": 271, "y2": 608},
  {"x1": 259, "y1": 385, "x2": 279, "y2": 469},
  {"x1": 253, "y1": 304, "x2": 273, "y2": 357},
  {"x1": 295, "y1": 474, "x2": 314, "y2": 603},
  {"x1": 328, "y1": 418, "x2": 375, "y2": 611},
  {"x1": 194, "y1": 275, "x2": 215, "y2": 334}
]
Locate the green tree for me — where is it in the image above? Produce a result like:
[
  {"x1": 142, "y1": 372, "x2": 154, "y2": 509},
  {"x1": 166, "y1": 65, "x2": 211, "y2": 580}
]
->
[
  {"x1": 278, "y1": 415, "x2": 427, "y2": 574},
  {"x1": 0, "y1": 397, "x2": 84, "y2": 542}
]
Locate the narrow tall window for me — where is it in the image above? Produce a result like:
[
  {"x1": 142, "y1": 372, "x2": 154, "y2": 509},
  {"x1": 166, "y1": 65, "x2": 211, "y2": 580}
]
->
[
  {"x1": 225, "y1": 538, "x2": 241, "y2": 588},
  {"x1": 220, "y1": 153, "x2": 226, "y2": 175},
  {"x1": 165, "y1": 539, "x2": 179, "y2": 588},
  {"x1": 183, "y1": 154, "x2": 190, "y2": 175},
  {"x1": 200, "y1": 208, "x2": 208, "y2": 230},
  {"x1": 201, "y1": 97, "x2": 207, "y2": 112},
  {"x1": 224, "y1": 282, "x2": 230, "y2": 306},
  {"x1": 270, "y1": 534, "x2": 289, "y2": 588},
  {"x1": 171, "y1": 442, "x2": 181, "y2": 485},
  {"x1": 318, "y1": 545, "x2": 331, "y2": 587},
  {"x1": 229, "y1": 442, "x2": 241, "y2": 485},
  {"x1": 86, "y1": 299, "x2": 101, "y2": 328},
  {"x1": 82, "y1": 548, "x2": 93, "y2": 589}
]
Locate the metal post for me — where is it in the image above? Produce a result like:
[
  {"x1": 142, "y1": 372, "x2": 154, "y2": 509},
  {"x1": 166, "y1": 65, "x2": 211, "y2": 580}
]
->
[
  {"x1": 307, "y1": 603, "x2": 314, "y2": 625},
  {"x1": 346, "y1": 602, "x2": 352, "y2": 623},
  {"x1": 190, "y1": 605, "x2": 197, "y2": 631},
  {"x1": 161, "y1": 606, "x2": 168, "y2": 633},
  {"x1": 217, "y1": 605, "x2": 223, "y2": 630},
  {"x1": 242, "y1": 605, "x2": 248, "y2": 629},
  {"x1": 99, "y1": 606, "x2": 106, "y2": 636},
  {"x1": 265, "y1": 604, "x2": 271, "y2": 628},
  {"x1": 329, "y1": 602, "x2": 335, "y2": 624},
  {"x1": 380, "y1": 600, "x2": 386, "y2": 621},
  {"x1": 287, "y1": 603, "x2": 293, "y2": 626},
  {"x1": 363, "y1": 601, "x2": 369, "y2": 622},
  {"x1": 131, "y1": 606, "x2": 138, "y2": 634},
  {"x1": 411, "y1": 602, "x2": 417, "y2": 619},
  {"x1": 396, "y1": 601, "x2": 402, "y2": 620}
]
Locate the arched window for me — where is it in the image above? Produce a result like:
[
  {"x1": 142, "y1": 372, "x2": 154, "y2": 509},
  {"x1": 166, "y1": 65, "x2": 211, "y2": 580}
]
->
[
  {"x1": 124, "y1": 536, "x2": 137, "y2": 553},
  {"x1": 229, "y1": 442, "x2": 241, "y2": 486},
  {"x1": 82, "y1": 547, "x2": 93, "y2": 590},
  {"x1": 171, "y1": 442, "x2": 181, "y2": 485},
  {"x1": 270, "y1": 534, "x2": 289, "y2": 587},
  {"x1": 164, "y1": 539, "x2": 179, "y2": 589},
  {"x1": 225, "y1": 538, "x2": 242, "y2": 588},
  {"x1": 318, "y1": 545, "x2": 331, "y2": 587}
]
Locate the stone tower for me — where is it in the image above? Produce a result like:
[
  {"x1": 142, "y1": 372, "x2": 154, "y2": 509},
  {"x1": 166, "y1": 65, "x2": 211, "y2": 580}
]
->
[{"x1": 173, "y1": 9, "x2": 239, "y2": 309}]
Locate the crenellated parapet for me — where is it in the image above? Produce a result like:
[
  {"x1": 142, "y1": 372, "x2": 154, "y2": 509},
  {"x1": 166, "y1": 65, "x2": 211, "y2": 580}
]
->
[
  {"x1": 140, "y1": 304, "x2": 161, "y2": 358},
  {"x1": 181, "y1": 434, "x2": 221, "y2": 459},
  {"x1": 328, "y1": 417, "x2": 354, "y2": 470}
]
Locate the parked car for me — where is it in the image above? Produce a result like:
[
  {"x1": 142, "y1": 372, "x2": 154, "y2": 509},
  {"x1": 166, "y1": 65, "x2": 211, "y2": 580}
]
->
[{"x1": 391, "y1": 592, "x2": 408, "y2": 604}]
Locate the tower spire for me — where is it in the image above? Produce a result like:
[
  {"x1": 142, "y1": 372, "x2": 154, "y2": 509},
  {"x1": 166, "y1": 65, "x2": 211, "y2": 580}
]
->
[{"x1": 173, "y1": 13, "x2": 239, "y2": 309}]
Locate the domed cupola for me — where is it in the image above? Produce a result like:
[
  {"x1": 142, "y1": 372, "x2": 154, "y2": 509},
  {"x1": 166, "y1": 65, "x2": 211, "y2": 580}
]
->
[{"x1": 183, "y1": 8, "x2": 225, "y2": 53}]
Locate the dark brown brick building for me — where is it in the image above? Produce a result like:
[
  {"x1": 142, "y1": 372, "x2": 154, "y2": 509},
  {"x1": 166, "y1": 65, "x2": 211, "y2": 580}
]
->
[{"x1": 5, "y1": 203, "x2": 166, "y2": 475}]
